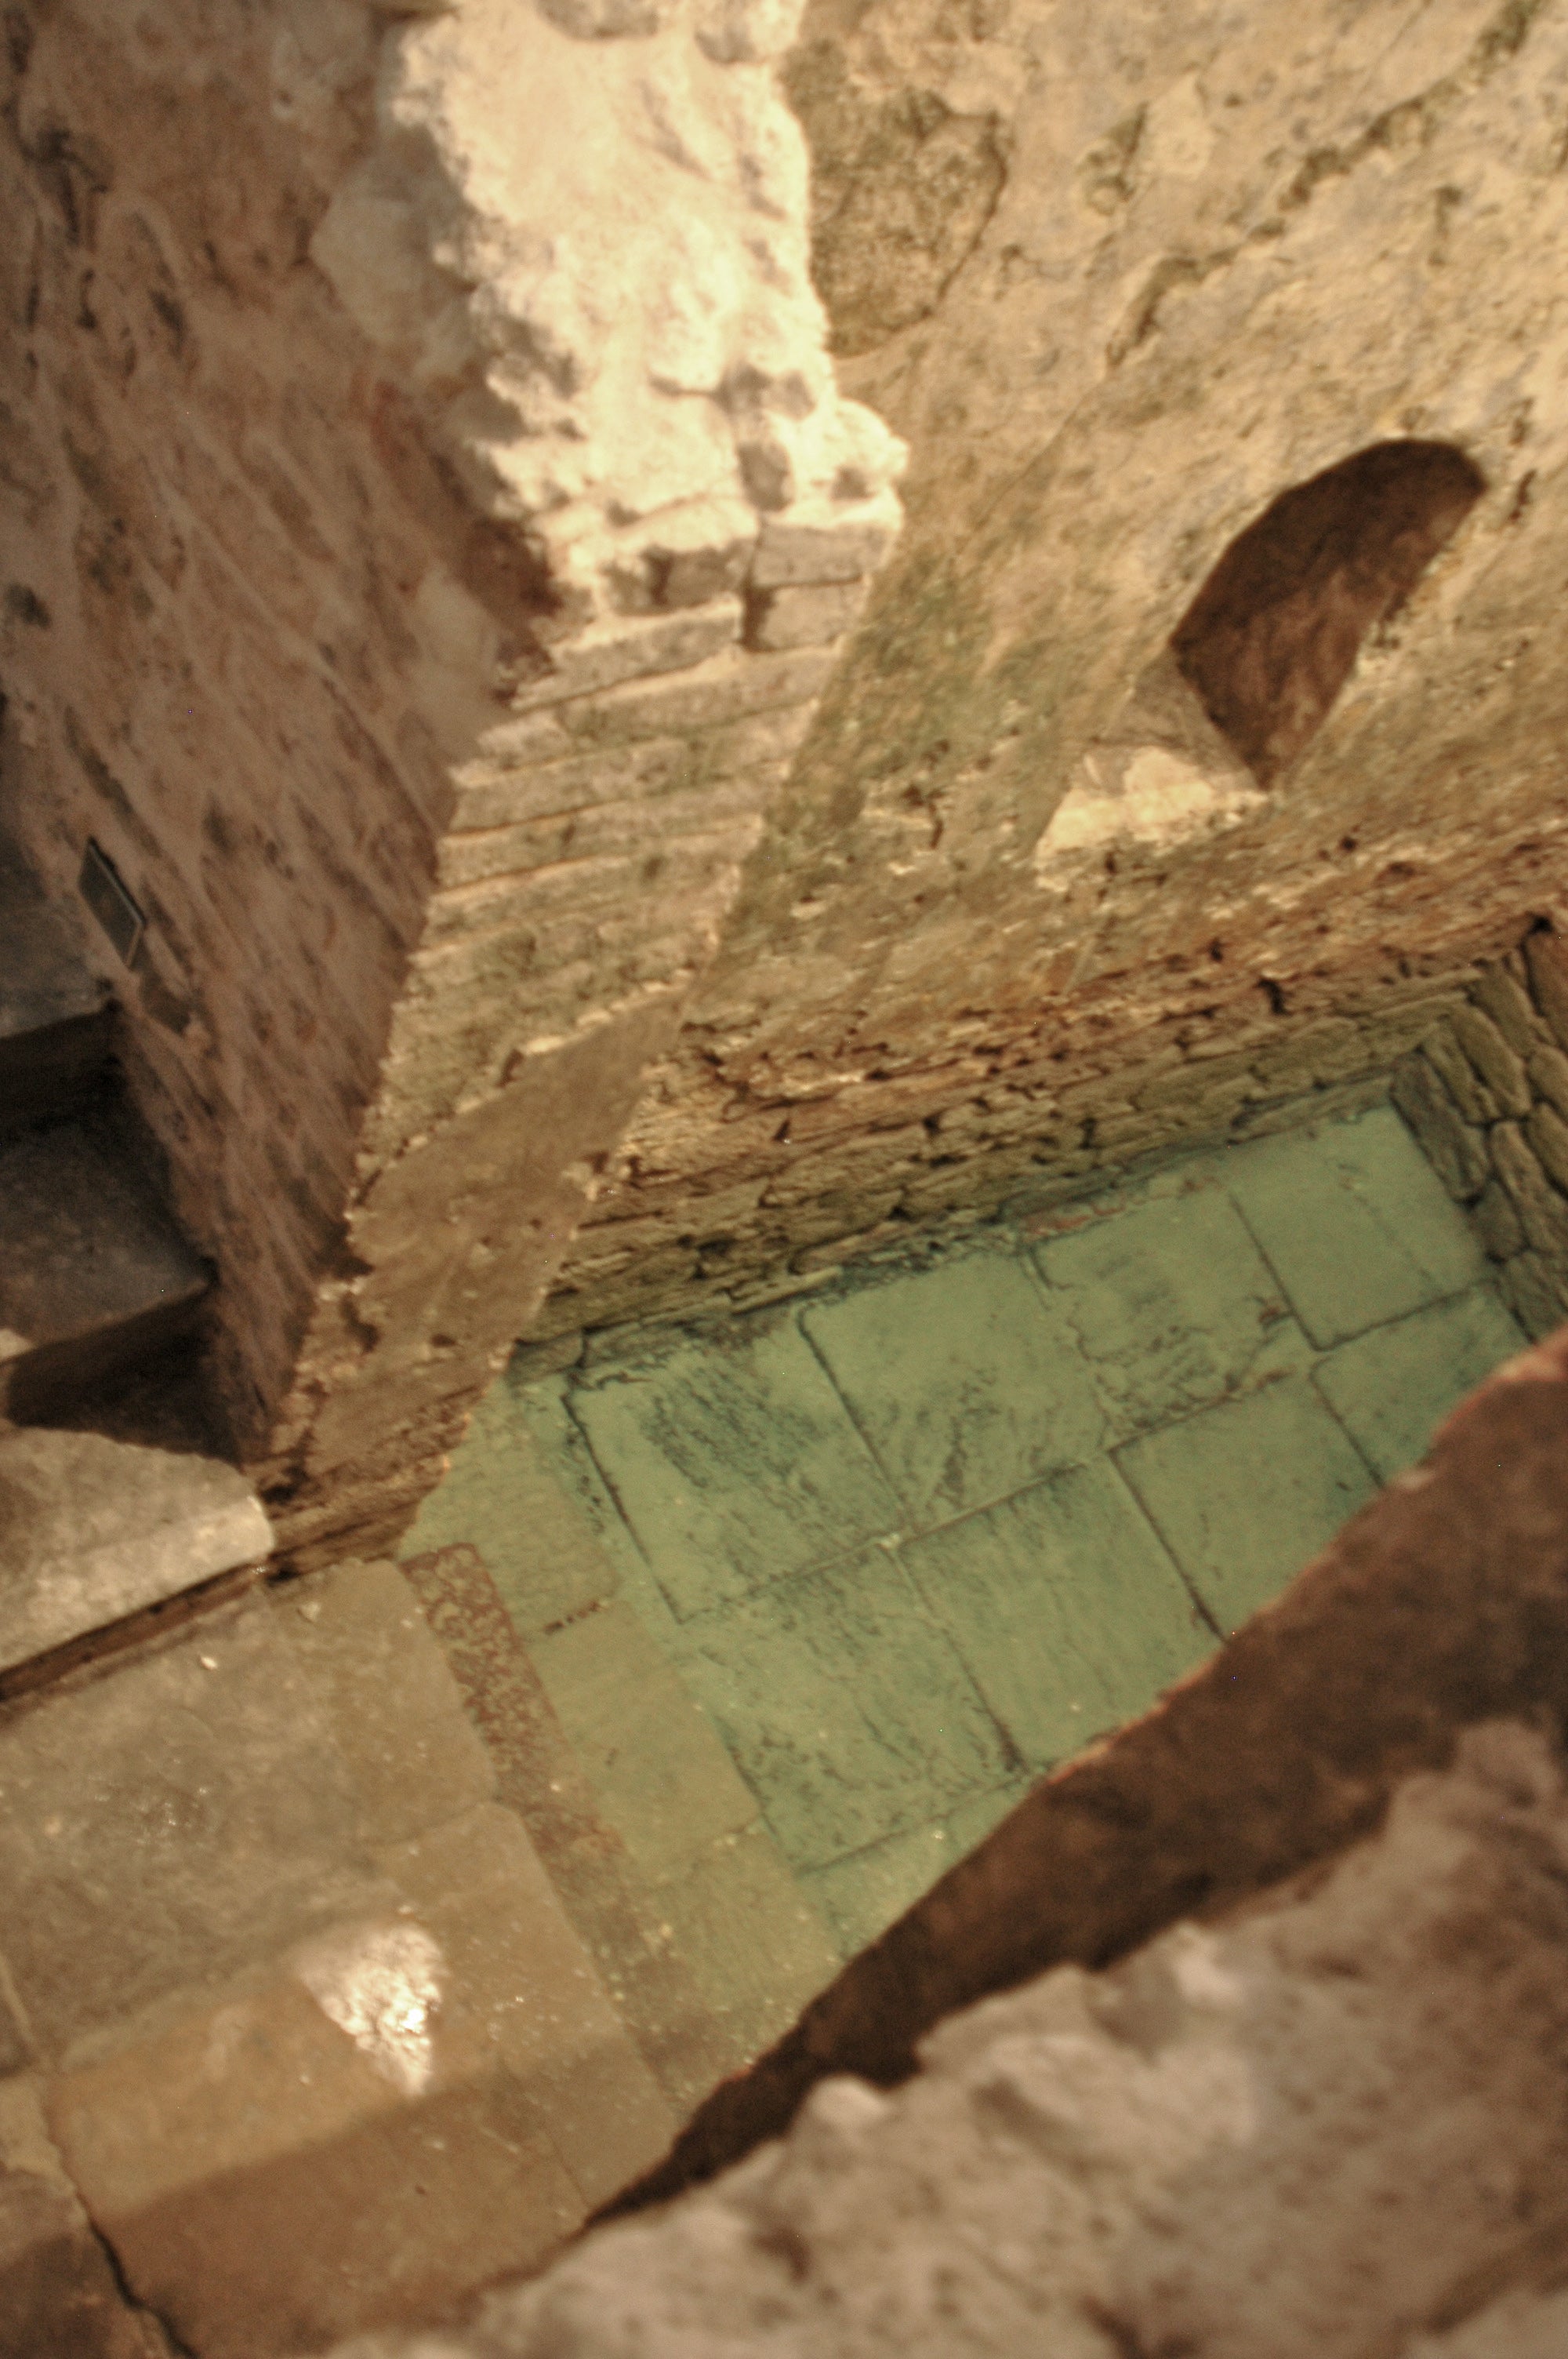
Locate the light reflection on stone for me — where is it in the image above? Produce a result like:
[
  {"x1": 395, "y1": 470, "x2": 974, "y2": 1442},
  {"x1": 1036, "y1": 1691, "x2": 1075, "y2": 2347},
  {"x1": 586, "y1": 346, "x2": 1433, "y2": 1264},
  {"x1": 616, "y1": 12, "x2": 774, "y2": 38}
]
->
[{"x1": 295, "y1": 1921, "x2": 446, "y2": 2095}]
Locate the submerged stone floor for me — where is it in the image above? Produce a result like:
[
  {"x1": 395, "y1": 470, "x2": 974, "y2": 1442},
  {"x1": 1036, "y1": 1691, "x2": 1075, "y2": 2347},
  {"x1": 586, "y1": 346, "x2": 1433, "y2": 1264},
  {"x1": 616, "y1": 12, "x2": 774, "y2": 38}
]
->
[{"x1": 402, "y1": 1097, "x2": 1525, "y2": 1963}]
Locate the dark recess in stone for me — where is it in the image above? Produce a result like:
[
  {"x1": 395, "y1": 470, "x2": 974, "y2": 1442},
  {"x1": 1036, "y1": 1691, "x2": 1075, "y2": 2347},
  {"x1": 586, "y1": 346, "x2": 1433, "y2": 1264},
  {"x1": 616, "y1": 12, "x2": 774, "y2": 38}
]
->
[{"x1": 1171, "y1": 439, "x2": 1485, "y2": 784}]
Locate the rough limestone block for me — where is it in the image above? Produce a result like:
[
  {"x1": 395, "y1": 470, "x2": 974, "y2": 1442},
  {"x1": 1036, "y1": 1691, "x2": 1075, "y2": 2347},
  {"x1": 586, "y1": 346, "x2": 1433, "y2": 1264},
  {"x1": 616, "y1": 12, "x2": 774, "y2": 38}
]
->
[
  {"x1": 1470, "y1": 964, "x2": 1544, "y2": 1060},
  {"x1": 1116, "y1": 1378, "x2": 1377, "y2": 1634},
  {"x1": 1472, "y1": 1177, "x2": 1526, "y2": 1263},
  {"x1": 508, "y1": 605, "x2": 744, "y2": 711},
  {"x1": 1526, "y1": 1100, "x2": 1568, "y2": 1195},
  {"x1": 751, "y1": 496, "x2": 901, "y2": 587},
  {"x1": 1527, "y1": 1041, "x2": 1568, "y2": 1122},
  {"x1": 0, "y1": 1426, "x2": 270, "y2": 1675},
  {"x1": 1390, "y1": 1056, "x2": 1490, "y2": 1204},
  {"x1": 801, "y1": 1251, "x2": 1107, "y2": 1525},
  {"x1": 1421, "y1": 1024, "x2": 1499, "y2": 1125},
  {"x1": 1312, "y1": 1289, "x2": 1526, "y2": 1481},
  {"x1": 1499, "y1": 1251, "x2": 1568, "y2": 1340},
  {"x1": 1525, "y1": 932, "x2": 1568, "y2": 1051},
  {"x1": 898, "y1": 1460, "x2": 1214, "y2": 1772},
  {"x1": 1490, "y1": 1124, "x2": 1568, "y2": 1259},
  {"x1": 1450, "y1": 1005, "x2": 1531, "y2": 1120}
]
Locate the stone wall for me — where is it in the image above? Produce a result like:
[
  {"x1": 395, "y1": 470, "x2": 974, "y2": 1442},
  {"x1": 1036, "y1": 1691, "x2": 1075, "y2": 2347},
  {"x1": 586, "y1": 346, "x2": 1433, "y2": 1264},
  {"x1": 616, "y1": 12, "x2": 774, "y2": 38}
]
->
[
  {"x1": 527, "y1": 0, "x2": 1568, "y2": 1348},
  {"x1": 1395, "y1": 929, "x2": 1568, "y2": 1339},
  {"x1": 0, "y1": 0, "x2": 900, "y2": 1563}
]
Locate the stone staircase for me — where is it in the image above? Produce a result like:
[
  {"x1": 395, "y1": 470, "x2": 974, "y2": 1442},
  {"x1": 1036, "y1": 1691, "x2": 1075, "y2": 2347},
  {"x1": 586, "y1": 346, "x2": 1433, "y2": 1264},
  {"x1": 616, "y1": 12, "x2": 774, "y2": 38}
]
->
[{"x1": 0, "y1": 838, "x2": 270, "y2": 1681}]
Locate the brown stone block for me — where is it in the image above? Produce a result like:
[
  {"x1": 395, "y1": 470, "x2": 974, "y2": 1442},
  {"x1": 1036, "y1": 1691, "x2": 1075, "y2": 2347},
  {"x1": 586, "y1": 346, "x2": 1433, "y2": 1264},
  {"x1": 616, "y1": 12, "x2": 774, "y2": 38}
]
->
[
  {"x1": 0, "y1": 2074, "x2": 162, "y2": 2359},
  {"x1": 1492, "y1": 1123, "x2": 1568, "y2": 1259},
  {"x1": 509, "y1": 602, "x2": 742, "y2": 710},
  {"x1": 746, "y1": 579, "x2": 869, "y2": 652},
  {"x1": 531, "y1": 1603, "x2": 759, "y2": 1881},
  {"x1": 275, "y1": 1561, "x2": 498, "y2": 1848},
  {"x1": 1450, "y1": 1004, "x2": 1531, "y2": 1120},
  {"x1": 0, "y1": 1604, "x2": 395, "y2": 2064},
  {"x1": 436, "y1": 772, "x2": 770, "y2": 891},
  {"x1": 1472, "y1": 963, "x2": 1545, "y2": 1060},
  {"x1": 1528, "y1": 1043, "x2": 1568, "y2": 1123},
  {"x1": 1527, "y1": 1100, "x2": 1568, "y2": 1197},
  {"x1": 1525, "y1": 932, "x2": 1568, "y2": 1052},
  {"x1": 1389, "y1": 1056, "x2": 1489, "y2": 1203},
  {"x1": 373, "y1": 1805, "x2": 675, "y2": 2208},
  {"x1": 49, "y1": 1976, "x2": 583, "y2": 2359}
]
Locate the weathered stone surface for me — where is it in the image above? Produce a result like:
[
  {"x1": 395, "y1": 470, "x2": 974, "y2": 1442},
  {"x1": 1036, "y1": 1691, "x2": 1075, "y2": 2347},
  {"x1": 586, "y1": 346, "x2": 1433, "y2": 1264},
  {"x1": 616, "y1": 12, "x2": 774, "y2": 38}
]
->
[
  {"x1": 0, "y1": 1426, "x2": 270, "y2": 1677},
  {"x1": 599, "y1": 1331, "x2": 1568, "y2": 2220},
  {"x1": 1450, "y1": 1003, "x2": 1531, "y2": 1120},
  {"x1": 0, "y1": 1601, "x2": 394, "y2": 2061},
  {"x1": 0, "y1": 1118, "x2": 208, "y2": 1419},
  {"x1": 0, "y1": 0, "x2": 902, "y2": 1559},
  {"x1": 1386, "y1": 1056, "x2": 1490, "y2": 1208},
  {"x1": 0, "y1": 838, "x2": 113, "y2": 1135},
  {"x1": 529, "y1": 0, "x2": 1568, "y2": 1347},
  {"x1": 335, "y1": 1719, "x2": 1568, "y2": 2359},
  {"x1": 0, "y1": 2077, "x2": 169, "y2": 2359}
]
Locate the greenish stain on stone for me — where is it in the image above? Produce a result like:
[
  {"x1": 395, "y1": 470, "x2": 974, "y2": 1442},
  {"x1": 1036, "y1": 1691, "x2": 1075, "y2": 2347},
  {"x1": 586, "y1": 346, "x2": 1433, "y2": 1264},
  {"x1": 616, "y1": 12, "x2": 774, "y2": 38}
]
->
[
  {"x1": 673, "y1": 1546, "x2": 1014, "y2": 1872},
  {"x1": 801, "y1": 1249, "x2": 1105, "y2": 1525},
  {"x1": 569, "y1": 1319, "x2": 902, "y2": 1622},
  {"x1": 1116, "y1": 1377, "x2": 1380, "y2": 1634},
  {"x1": 898, "y1": 1459, "x2": 1215, "y2": 1772},
  {"x1": 1224, "y1": 1103, "x2": 1490, "y2": 1348},
  {"x1": 407, "y1": 1094, "x2": 1526, "y2": 1973},
  {"x1": 1032, "y1": 1184, "x2": 1312, "y2": 1441},
  {"x1": 1312, "y1": 1288, "x2": 1526, "y2": 1482}
]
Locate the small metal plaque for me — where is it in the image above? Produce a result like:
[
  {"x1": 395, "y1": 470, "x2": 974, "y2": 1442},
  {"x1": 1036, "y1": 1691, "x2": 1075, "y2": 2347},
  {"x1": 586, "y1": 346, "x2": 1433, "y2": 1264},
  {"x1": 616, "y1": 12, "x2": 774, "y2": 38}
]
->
[{"x1": 79, "y1": 838, "x2": 146, "y2": 969}]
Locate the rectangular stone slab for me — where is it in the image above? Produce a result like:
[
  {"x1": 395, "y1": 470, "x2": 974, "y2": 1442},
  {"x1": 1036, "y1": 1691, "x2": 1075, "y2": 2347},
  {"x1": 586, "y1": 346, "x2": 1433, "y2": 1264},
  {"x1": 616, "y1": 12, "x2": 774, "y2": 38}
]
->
[
  {"x1": 0, "y1": 1425, "x2": 271, "y2": 1673},
  {"x1": 0, "y1": 1118, "x2": 208, "y2": 1413}
]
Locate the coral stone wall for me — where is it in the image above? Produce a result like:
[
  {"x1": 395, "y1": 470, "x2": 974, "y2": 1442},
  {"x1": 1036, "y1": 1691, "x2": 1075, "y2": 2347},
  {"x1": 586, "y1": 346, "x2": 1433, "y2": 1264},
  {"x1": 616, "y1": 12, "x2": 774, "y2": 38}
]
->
[
  {"x1": 530, "y1": 0, "x2": 1568, "y2": 1347},
  {"x1": 0, "y1": 0, "x2": 901, "y2": 1561}
]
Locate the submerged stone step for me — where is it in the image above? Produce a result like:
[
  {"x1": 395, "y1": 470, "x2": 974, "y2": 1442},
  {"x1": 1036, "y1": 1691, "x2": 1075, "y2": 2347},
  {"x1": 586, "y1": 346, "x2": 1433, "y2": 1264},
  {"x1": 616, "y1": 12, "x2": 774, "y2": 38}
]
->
[
  {"x1": 0, "y1": 1118, "x2": 209, "y2": 1416},
  {"x1": 0, "y1": 1423, "x2": 271, "y2": 1673},
  {"x1": 0, "y1": 841, "x2": 114, "y2": 1132}
]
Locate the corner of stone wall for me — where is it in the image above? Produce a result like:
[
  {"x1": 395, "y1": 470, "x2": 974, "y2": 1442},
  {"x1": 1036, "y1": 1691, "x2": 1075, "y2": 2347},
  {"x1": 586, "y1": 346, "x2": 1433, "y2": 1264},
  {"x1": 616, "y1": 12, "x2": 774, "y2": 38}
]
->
[
  {"x1": 252, "y1": 0, "x2": 906, "y2": 1565},
  {"x1": 1392, "y1": 929, "x2": 1568, "y2": 1337}
]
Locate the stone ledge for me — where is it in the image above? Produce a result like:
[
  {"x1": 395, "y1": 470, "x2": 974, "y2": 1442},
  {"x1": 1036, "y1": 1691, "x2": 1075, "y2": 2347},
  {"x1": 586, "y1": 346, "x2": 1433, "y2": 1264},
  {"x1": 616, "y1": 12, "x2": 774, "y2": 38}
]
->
[{"x1": 0, "y1": 1427, "x2": 271, "y2": 1677}]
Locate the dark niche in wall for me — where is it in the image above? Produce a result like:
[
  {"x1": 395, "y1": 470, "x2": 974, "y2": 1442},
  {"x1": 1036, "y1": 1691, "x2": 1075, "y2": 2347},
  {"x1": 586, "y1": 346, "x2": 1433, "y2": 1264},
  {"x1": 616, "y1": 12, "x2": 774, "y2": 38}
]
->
[{"x1": 1171, "y1": 440, "x2": 1486, "y2": 785}]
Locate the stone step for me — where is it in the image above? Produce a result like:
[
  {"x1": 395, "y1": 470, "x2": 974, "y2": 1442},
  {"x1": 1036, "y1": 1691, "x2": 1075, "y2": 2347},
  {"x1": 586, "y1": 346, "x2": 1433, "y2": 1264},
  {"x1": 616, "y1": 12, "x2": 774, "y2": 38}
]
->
[
  {"x1": 0, "y1": 1423, "x2": 271, "y2": 1674},
  {"x1": 0, "y1": 1116, "x2": 209, "y2": 1419},
  {"x1": 0, "y1": 841, "x2": 114, "y2": 1133}
]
